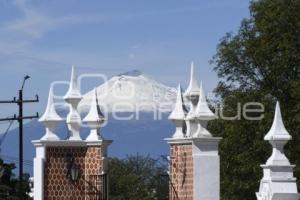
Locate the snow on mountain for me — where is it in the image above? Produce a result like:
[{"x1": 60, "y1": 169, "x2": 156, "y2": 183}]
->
[{"x1": 79, "y1": 70, "x2": 177, "y2": 113}]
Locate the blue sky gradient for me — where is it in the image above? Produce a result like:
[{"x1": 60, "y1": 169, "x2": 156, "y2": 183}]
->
[{"x1": 0, "y1": 0, "x2": 250, "y2": 131}]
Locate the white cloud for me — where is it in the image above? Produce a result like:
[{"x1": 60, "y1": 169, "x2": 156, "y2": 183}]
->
[
  {"x1": 3, "y1": 0, "x2": 204, "y2": 40},
  {"x1": 3, "y1": 0, "x2": 108, "y2": 38},
  {"x1": 0, "y1": 0, "x2": 113, "y2": 55}
]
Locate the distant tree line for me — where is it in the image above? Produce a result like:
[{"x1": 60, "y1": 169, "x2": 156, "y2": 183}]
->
[{"x1": 108, "y1": 155, "x2": 169, "y2": 200}]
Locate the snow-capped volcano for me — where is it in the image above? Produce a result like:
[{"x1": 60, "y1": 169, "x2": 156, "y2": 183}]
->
[{"x1": 80, "y1": 70, "x2": 177, "y2": 113}]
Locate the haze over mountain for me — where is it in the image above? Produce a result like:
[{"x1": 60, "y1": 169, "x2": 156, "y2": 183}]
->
[{"x1": 1, "y1": 70, "x2": 177, "y2": 174}]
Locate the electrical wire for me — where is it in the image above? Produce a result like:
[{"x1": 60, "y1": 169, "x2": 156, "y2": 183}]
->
[
  {"x1": 0, "y1": 120, "x2": 14, "y2": 146},
  {"x1": 0, "y1": 118, "x2": 37, "y2": 170},
  {"x1": 0, "y1": 155, "x2": 33, "y2": 167}
]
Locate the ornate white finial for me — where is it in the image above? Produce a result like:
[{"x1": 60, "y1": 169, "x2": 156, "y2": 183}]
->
[
  {"x1": 184, "y1": 61, "x2": 200, "y2": 99},
  {"x1": 83, "y1": 88, "x2": 105, "y2": 141},
  {"x1": 256, "y1": 102, "x2": 299, "y2": 200},
  {"x1": 64, "y1": 66, "x2": 82, "y2": 140},
  {"x1": 169, "y1": 84, "x2": 187, "y2": 139},
  {"x1": 264, "y1": 101, "x2": 291, "y2": 141},
  {"x1": 264, "y1": 102, "x2": 291, "y2": 166},
  {"x1": 192, "y1": 82, "x2": 216, "y2": 138},
  {"x1": 39, "y1": 87, "x2": 62, "y2": 140},
  {"x1": 194, "y1": 82, "x2": 216, "y2": 121},
  {"x1": 64, "y1": 65, "x2": 81, "y2": 100},
  {"x1": 184, "y1": 62, "x2": 201, "y2": 137}
]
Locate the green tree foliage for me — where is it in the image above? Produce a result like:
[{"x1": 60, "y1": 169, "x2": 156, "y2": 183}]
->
[
  {"x1": 108, "y1": 155, "x2": 169, "y2": 200},
  {"x1": 209, "y1": 0, "x2": 300, "y2": 199},
  {"x1": 0, "y1": 159, "x2": 32, "y2": 199}
]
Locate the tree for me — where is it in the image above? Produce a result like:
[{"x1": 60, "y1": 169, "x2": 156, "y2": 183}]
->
[
  {"x1": 209, "y1": 0, "x2": 300, "y2": 199},
  {"x1": 108, "y1": 155, "x2": 169, "y2": 200},
  {"x1": 0, "y1": 159, "x2": 32, "y2": 199}
]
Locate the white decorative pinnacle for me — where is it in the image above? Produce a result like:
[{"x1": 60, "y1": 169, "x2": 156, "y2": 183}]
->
[
  {"x1": 192, "y1": 82, "x2": 216, "y2": 138},
  {"x1": 256, "y1": 101, "x2": 299, "y2": 200},
  {"x1": 169, "y1": 84, "x2": 186, "y2": 139},
  {"x1": 64, "y1": 65, "x2": 82, "y2": 100},
  {"x1": 83, "y1": 88, "x2": 105, "y2": 141},
  {"x1": 194, "y1": 82, "x2": 217, "y2": 121},
  {"x1": 64, "y1": 66, "x2": 82, "y2": 140},
  {"x1": 184, "y1": 62, "x2": 201, "y2": 137},
  {"x1": 265, "y1": 102, "x2": 291, "y2": 166},
  {"x1": 39, "y1": 87, "x2": 62, "y2": 140},
  {"x1": 264, "y1": 102, "x2": 291, "y2": 141},
  {"x1": 40, "y1": 87, "x2": 62, "y2": 122},
  {"x1": 169, "y1": 84, "x2": 186, "y2": 120},
  {"x1": 184, "y1": 61, "x2": 200, "y2": 98}
]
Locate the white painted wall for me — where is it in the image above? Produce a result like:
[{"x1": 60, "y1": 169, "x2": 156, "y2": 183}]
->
[{"x1": 192, "y1": 138, "x2": 221, "y2": 200}]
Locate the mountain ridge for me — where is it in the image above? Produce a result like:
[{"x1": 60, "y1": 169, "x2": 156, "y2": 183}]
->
[{"x1": 80, "y1": 70, "x2": 177, "y2": 113}]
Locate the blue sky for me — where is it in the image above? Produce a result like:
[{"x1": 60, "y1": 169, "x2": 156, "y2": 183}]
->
[{"x1": 0, "y1": 0, "x2": 250, "y2": 131}]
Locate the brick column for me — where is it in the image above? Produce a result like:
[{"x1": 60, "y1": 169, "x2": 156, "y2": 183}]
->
[
  {"x1": 32, "y1": 140, "x2": 112, "y2": 200},
  {"x1": 166, "y1": 137, "x2": 221, "y2": 200},
  {"x1": 167, "y1": 63, "x2": 221, "y2": 200},
  {"x1": 167, "y1": 139, "x2": 193, "y2": 200}
]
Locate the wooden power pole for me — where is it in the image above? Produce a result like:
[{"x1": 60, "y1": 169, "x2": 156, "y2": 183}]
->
[{"x1": 0, "y1": 75, "x2": 39, "y2": 200}]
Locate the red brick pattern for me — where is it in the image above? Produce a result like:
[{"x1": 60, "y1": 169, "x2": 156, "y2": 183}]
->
[
  {"x1": 169, "y1": 143, "x2": 193, "y2": 200},
  {"x1": 44, "y1": 146, "x2": 103, "y2": 200},
  {"x1": 85, "y1": 147, "x2": 103, "y2": 200}
]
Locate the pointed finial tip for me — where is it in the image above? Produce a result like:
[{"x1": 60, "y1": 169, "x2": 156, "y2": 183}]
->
[
  {"x1": 276, "y1": 101, "x2": 280, "y2": 108},
  {"x1": 49, "y1": 85, "x2": 53, "y2": 93},
  {"x1": 48, "y1": 86, "x2": 55, "y2": 100},
  {"x1": 169, "y1": 82, "x2": 186, "y2": 120},
  {"x1": 264, "y1": 101, "x2": 291, "y2": 141},
  {"x1": 177, "y1": 83, "x2": 181, "y2": 89},
  {"x1": 190, "y1": 61, "x2": 195, "y2": 70},
  {"x1": 39, "y1": 86, "x2": 62, "y2": 122},
  {"x1": 275, "y1": 101, "x2": 281, "y2": 117},
  {"x1": 184, "y1": 61, "x2": 200, "y2": 97},
  {"x1": 63, "y1": 63, "x2": 82, "y2": 100},
  {"x1": 70, "y1": 65, "x2": 75, "y2": 75},
  {"x1": 199, "y1": 81, "x2": 204, "y2": 93},
  {"x1": 176, "y1": 84, "x2": 183, "y2": 96}
]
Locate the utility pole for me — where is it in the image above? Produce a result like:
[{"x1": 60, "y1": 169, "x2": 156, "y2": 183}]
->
[{"x1": 0, "y1": 75, "x2": 39, "y2": 200}]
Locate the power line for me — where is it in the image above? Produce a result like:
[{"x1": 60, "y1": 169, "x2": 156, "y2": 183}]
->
[
  {"x1": 0, "y1": 121, "x2": 14, "y2": 125},
  {"x1": 0, "y1": 155, "x2": 33, "y2": 167},
  {"x1": 0, "y1": 120, "x2": 14, "y2": 144},
  {"x1": 0, "y1": 155, "x2": 33, "y2": 163},
  {"x1": 0, "y1": 120, "x2": 14, "y2": 157}
]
